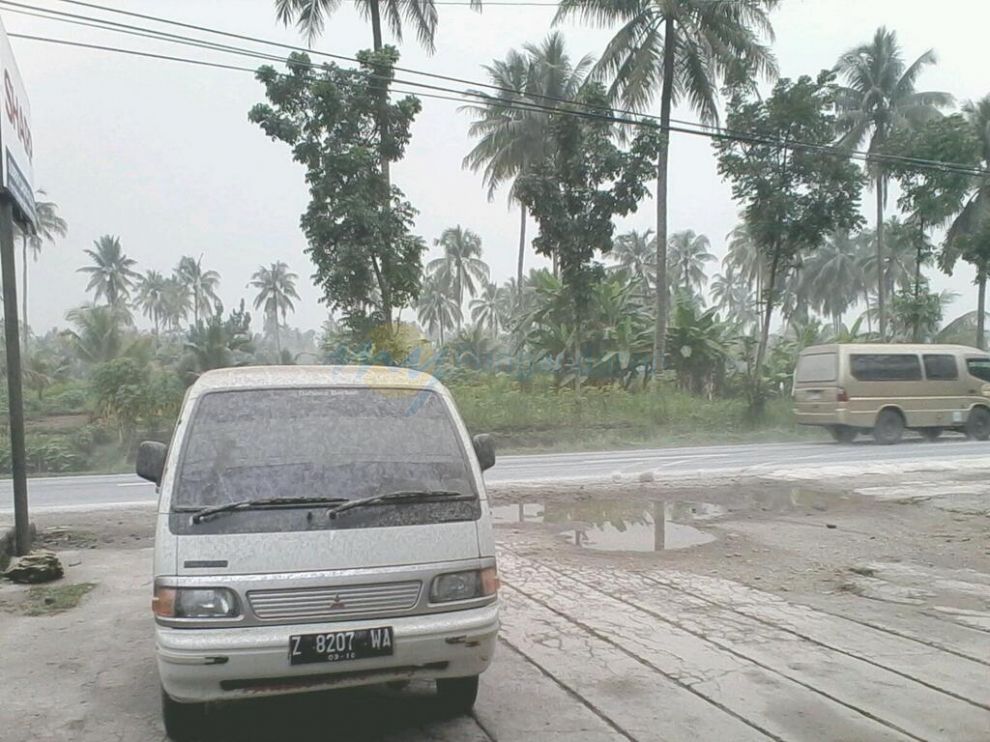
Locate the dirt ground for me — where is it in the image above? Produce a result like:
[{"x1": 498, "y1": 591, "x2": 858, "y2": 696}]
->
[{"x1": 1, "y1": 471, "x2": 988, "y2": 741}]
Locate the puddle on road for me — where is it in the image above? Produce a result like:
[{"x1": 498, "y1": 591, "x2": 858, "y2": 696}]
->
[
  {"x1": 491, "y1": 500, "x2": 720, "y2": 552},
  {"x1": 491, "y1": 489, "x2": 837, "y2": 553}
]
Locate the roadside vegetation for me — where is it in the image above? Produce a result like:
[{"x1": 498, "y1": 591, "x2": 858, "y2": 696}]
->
[{"x1": 1, "y1": 6, "x2": 989, "y2": 473}]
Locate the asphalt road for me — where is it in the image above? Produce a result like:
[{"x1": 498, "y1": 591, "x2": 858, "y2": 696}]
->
[{"x1": 2, "y1": 437, "x2": 989, "y2": 513}]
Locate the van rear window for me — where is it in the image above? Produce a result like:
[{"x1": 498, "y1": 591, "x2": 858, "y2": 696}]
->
[
  {"x1": 967, "y1": 357, "x2": 990, "y2": 382},
  {"x1": 923, "y1": 354, "x2": 958, "y2": 381},
  {"x1": 850, "y1": 354, "x2": 922, "y2": 382},
  {"x1": 796, "y1": 353, "x2": 836, "y2": 383}
]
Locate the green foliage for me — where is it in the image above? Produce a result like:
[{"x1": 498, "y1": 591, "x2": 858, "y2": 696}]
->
[
  {"x1": 77, "y1": 235, "x2": 138, "y2": 312},
  {"x1": 181, "y1": 301, "x2": 255, "y2": 381},
  {"x1": 90, "y1": 358, "x2": 184, "y2": 444},
  {"x1": 250, "y1": 48, "x2": 425, "y2": 330}
]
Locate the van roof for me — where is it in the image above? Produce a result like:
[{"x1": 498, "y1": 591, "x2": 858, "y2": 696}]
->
[
  {"x1": 799, "y1": 343, "x2": 987, "y2": 355},
  {"x1": 190, "y1": 365, "x2": 443, "y2": 393}
]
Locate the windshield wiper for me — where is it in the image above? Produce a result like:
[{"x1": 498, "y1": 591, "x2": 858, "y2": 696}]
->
[
  {"x1": 189, "y1": 496, "x2": 349, "y2": 524},
  {"x1": 326, "y1": 490, "x2": 475, "y2": 519}
]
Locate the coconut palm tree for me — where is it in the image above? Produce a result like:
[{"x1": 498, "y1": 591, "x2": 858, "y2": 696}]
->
[
  {"x1": 78, "y1": 235, "x2": 138, "y2": 313},
  {"x1": 250, "y1": 261, "x2": 301, "y2": 354},
  {"x1": 16, "y1": 191, "x2": 67, "y2": 340},
  {"x1": 556, "y1": 0, "x2": 778, "y2": 376},
  {"x1": 135, "y1": 270, "x2": 169, "y2": 338},
  {"x1": 470, "y1": 282, "x2": 501, "y2": 338},
  {"x1": 835, "y1": 27, "x2": 953, "y2": 338},
  {"x1": 667, "y1": 230, "x2": 715, "y2": 299},
  {"x1": 63, "y1": 304, "x2": 130, "y2": 364},
  {"x1": 462, "y1": 33, "x2": 592, "y2": 300},
  {"x1": 803, "y1": 231, "x2": 868, "y2": 332},
  {"x1": 159, "y1": 276, "x2": 191, "y2": 332},
  {"x1": 175, "y1": 255, "x2": 221, "y2": 327},
  {"x1": 610, "y1": 229, "x2": 655, "y2": 289},
  {"x1": 710, "y1": 264, "x2": 757, "y2": 330},
  {"x1": 427, "y1": 226, "x2": 489, "y2": 329},
  {"x1": 416, "y1": 273, "x2": 461, "y2": 345},
  {"x1": 940, "y1": 96, "x2": 990, "y2": 349}
]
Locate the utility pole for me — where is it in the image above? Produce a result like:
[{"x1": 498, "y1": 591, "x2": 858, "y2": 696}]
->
[{"x1": 0, "y1": 199, "x2": 29, "y2": 554}]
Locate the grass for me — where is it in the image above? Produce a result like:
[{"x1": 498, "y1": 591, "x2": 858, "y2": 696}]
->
[{"x1": 20, "y1": 582, "x2": 96, "y2": 616}]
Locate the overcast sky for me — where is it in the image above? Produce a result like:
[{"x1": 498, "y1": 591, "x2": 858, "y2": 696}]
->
[{"x1": 6, "y1": 0, "x2": 989, "y2": 335}]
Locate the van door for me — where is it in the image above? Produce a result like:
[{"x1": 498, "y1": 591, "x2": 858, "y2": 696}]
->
[
  {"x1": 921, "y1": 353, "x2": 964, "y2": 427},
  {"x1": 793, "y1": 351, "x2": 840, "y2": 422}
]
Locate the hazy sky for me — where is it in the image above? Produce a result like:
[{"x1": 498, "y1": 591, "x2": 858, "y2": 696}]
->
[{"x1": 6, "y1": 0, "x2": 989, "y2": 335}]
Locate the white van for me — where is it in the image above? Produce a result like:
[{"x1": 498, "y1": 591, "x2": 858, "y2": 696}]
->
[{"x1": 137, "y1": 366, "x2": 500, "y2": 741}]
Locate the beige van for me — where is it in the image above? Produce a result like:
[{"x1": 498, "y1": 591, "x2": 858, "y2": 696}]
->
[{"x1": 793, "y1": 344, "x2": 990, "y2": 444}]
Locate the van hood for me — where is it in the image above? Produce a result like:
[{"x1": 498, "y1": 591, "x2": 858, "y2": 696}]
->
[{"x1": 175, "y1": 521, "x2": 481, "y2": 576}]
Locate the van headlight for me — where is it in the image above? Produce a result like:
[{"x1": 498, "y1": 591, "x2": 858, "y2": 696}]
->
[
  {"x1": 430, "y1": 567, "x2": 499, "y2": 603},
  {"x1": 153, "y1": 584, "x2": 240, "y2": 619}
]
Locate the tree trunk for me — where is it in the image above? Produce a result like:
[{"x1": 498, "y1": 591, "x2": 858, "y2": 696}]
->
[
  {"x1": 516, "y1": 204, "x2": 526, "y2": 305},
  {"x1": 274, "y1": 315, "x2": 281, "y2": 355},
  {"x1": 864, "y1": 289, "x2": 873, "y2": 335},
  {"x1": 753, "y1": 251, "x2": 781, "y2": 415},
  {"x1": 651, "y1": 16, "x2": 676, "y2": 379},
  {"x1": 875, "y1": 179, "x2": 886, "y2": 339},
  {"x1": 439, "y1": 320, "x2": 444, "y2": 346},
  {"x1": 20, "y1": 234, "x2": 27, "y2": 346},
  {"x1": 912, "y1": 222, "x2": 924, "y2": 343},
  {"x1": 977, "y1": 266, "x2": 987, "y2": 351}
]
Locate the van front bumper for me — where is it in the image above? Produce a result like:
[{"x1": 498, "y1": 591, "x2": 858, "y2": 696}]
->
[{"x1": 157, "y1": 602, "x2": 499, "y2": 703}]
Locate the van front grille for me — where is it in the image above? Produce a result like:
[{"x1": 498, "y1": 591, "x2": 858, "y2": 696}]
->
[{"x1": 247, "y1": 581, "x2": 422, "y2": 622}]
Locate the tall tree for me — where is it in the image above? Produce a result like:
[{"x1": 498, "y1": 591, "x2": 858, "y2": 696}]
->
[
  {"x1": 667, "y1": 229, "x2": 715, "y2": 298},
  {"x1": 135, "y1": 270, "x2": 169, "y2": 338},
  {"x1": 557, "y1": 0, "x2": 778, "y2": 377},
  {"x1": 427, "y1": 226, "x2": 489, "y2": 329},
  {"x1": 516, "y1": 83, "x2": 662, "y2": 388},
  {"x1": 63, "y1": 304, "x2": 130, "y2": 364},
  {"x1": 250, "y1": 50, "x2": 425, "y2": 334},
  {"x1": 803, "y1": 231, "x2": 868, "y2": 332},
  {"x1": 470, "y1": 282, "x2": 501, "y2": 338},
  {"x1": 416, "y1": 272, "x2": 461, "y2": 345},
  {"x1": 715, "y1": 73, "x2": 863, "y2": 409},
  {"x1": 78, "y1": 235, "x2": 138, "y2": 313},
  {"x1": 275, "y1": 0, "x2": 450, "y2": 51},
  {"x1": 710, "y1": 264, "x2": 757, "y2": 330},
  {"x1": 250, "y1": 261, "x2": 301, "y2": 353},
  {"x1": 941, "y1": 96, "x2": 990, "y2": 349},
  {"x1": 160, "y1": 276, "x2": 191, "y2": 332},
  {"x1": 835, "y1": 27, "x2": 953, "y2": 338},
  {"x1": 885, "y1": 114, "x2": 979, "y2": 342},
  {"x1": 175, "y1": 255, "x2": 221, "y2": 327},
  {"x1": 462, "y1": 33, "x2": 592, "y2": 300},
  {"x1": 611, "y1": 229, "x2": 656, "y2": 290},
  {"x1": 16, "y1": 191, "x2": 67, "y2": 339}
]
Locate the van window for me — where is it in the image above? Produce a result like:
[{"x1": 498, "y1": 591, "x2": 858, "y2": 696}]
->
[
  {"x1": 849, "y1": 354, "x2": 922, "y2": 382},
  {"x1": 967, "y1": 357, "x2": 990, "y2": 382},
  {"x1": 174, "y1": 387, "x2": 474, "y2": 510},
  {"x1": 923, "y1": 354, "x2": 958, "y2": 381},
  {"x1": 796, "y1": 353, "x2": 836, "y2": 383}
]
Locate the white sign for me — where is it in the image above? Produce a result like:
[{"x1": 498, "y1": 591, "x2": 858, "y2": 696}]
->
[{"x1": 0, "y1": 17, "x2": 34, "y2": 227}]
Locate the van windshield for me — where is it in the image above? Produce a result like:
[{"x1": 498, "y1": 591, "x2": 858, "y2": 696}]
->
[
  {"x1": 796, "y1": 353, "x2": 836, "y2": 383},
  {"x1": 967, "y1": 358, "x2": 990, "y2": 382},
  {"x1": 173, "y1": 387, "x2": 474, "y2": 510}
]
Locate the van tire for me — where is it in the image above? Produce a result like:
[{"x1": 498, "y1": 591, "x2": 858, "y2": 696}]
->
[
  {"x1": 162, "y1": 689, "x2": 206, "y2": 742},
  {"x1": 829, "y1": 426, "x2": 857, "y2": 444},
  {"x1": 873, "y1": 409, "x2": 905, "y2": 445},
  {"x1": 436, "y1": 675, "x2": 479, "y2": 716},
  {"x1": 965, "y1": 407, "x2": 990, "y2": 441},
  {"x1": 919, "y1": 427, "x2": 943, "y2": 441}
]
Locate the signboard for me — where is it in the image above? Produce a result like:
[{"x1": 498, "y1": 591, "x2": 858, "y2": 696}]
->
[{"x1": 0, "y1": 17, "x2": 33, "y2": 227}]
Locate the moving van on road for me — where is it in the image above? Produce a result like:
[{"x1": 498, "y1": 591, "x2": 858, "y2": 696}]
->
[
  {"x1": 793, "y1": 344, "x2": 990, "y2": 444},
  {"x1": 138, "y1": 366, "x2": 500, "y2": 742}
]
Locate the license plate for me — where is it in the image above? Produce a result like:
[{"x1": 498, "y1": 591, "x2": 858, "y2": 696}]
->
[
  {"x1": 289, "y1": 627, "x2": 394, "y2": 665},
  {"x1": 806, "y1": 391, "x2": 823, "y2": 401}
]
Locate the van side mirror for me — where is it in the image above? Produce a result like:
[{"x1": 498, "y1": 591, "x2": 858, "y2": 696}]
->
[
  {"x1": 473, "y1": 434, "x2": 495, "y2": 472},
  {"x1": 136, "y1": 441, "x2": 167, "y2": 484}
]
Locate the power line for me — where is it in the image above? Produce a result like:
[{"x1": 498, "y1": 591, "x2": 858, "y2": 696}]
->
[{"x1": 5, "y1": 1, "x2": 989, "y2": 178}]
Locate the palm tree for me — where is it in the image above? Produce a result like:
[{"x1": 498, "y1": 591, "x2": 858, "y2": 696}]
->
[
  {"x1": 557, "y1": 0, "x2": 778, "y2": 376},
  {"x1": 175, "y1": 255, "x2": 220, "y2": 327},
  {"x1": 16, "y1": 191, "x2": 67, "y2": 339},
  {"x1": 135, "y1": 270, "x2": 169, "y2": 338},
  {"x1": 803, "y1": 231, "x2": 868, "y2": 332},
  {"x1": 427, "y1": 226, "x2": 489, "y2": 329},
  {"x1": 611, "y1": 229, "x2": 656, "y2": 289},
  {"x1": 941, "y1": 96, "x2": 990, "y2": 349},
  {"x1": 160, "y1": 276, "x2": 191, "y2": 332},
  {"x1": 462, "y1": 33, "x2": 592, "y2": 300},
  {"x1": 416, "y1": 273, "x2": 461, "y2": 345},
  {"x1": 470, "y1": 282, "x2": 501, "y2": 338},
  {"x1": 710, "y1": 264, "x2": 757, "y2": 330},
  {"x1": 181, "y1": 302, "x2": 254, "y2": 379},
  {"x1": 63, "y1": 304, "x2": 129, "y2": 364},
  {"x1": 250, "y1": 261, "x2": 301, "y2": 354},
  {"x1": 78, "y1": 235, "x2": 138, "y2": 313},
  {"x1": 835, "y1": 27, "x2": 953, "y2": 339},
  {"x1": 667, "y1": 230, "x2": 715, "y2": 299}
]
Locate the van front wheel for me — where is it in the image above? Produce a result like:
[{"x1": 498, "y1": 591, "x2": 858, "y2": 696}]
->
[
  {"x1": 436, "y1": 676, "x2": 479, "y2": 716},
  {"x1": 162, "y1": 689, "x2": 206, "y2": 742},
  {"x1": 873, "y1": 410, "x2": 905, "y2": 445},
  {"x1": 829, "y1": 426, "x2": 857, "y2": 444},
  {"x1": 965, "y1": 408, "x2": 990, "y2": 441}
]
